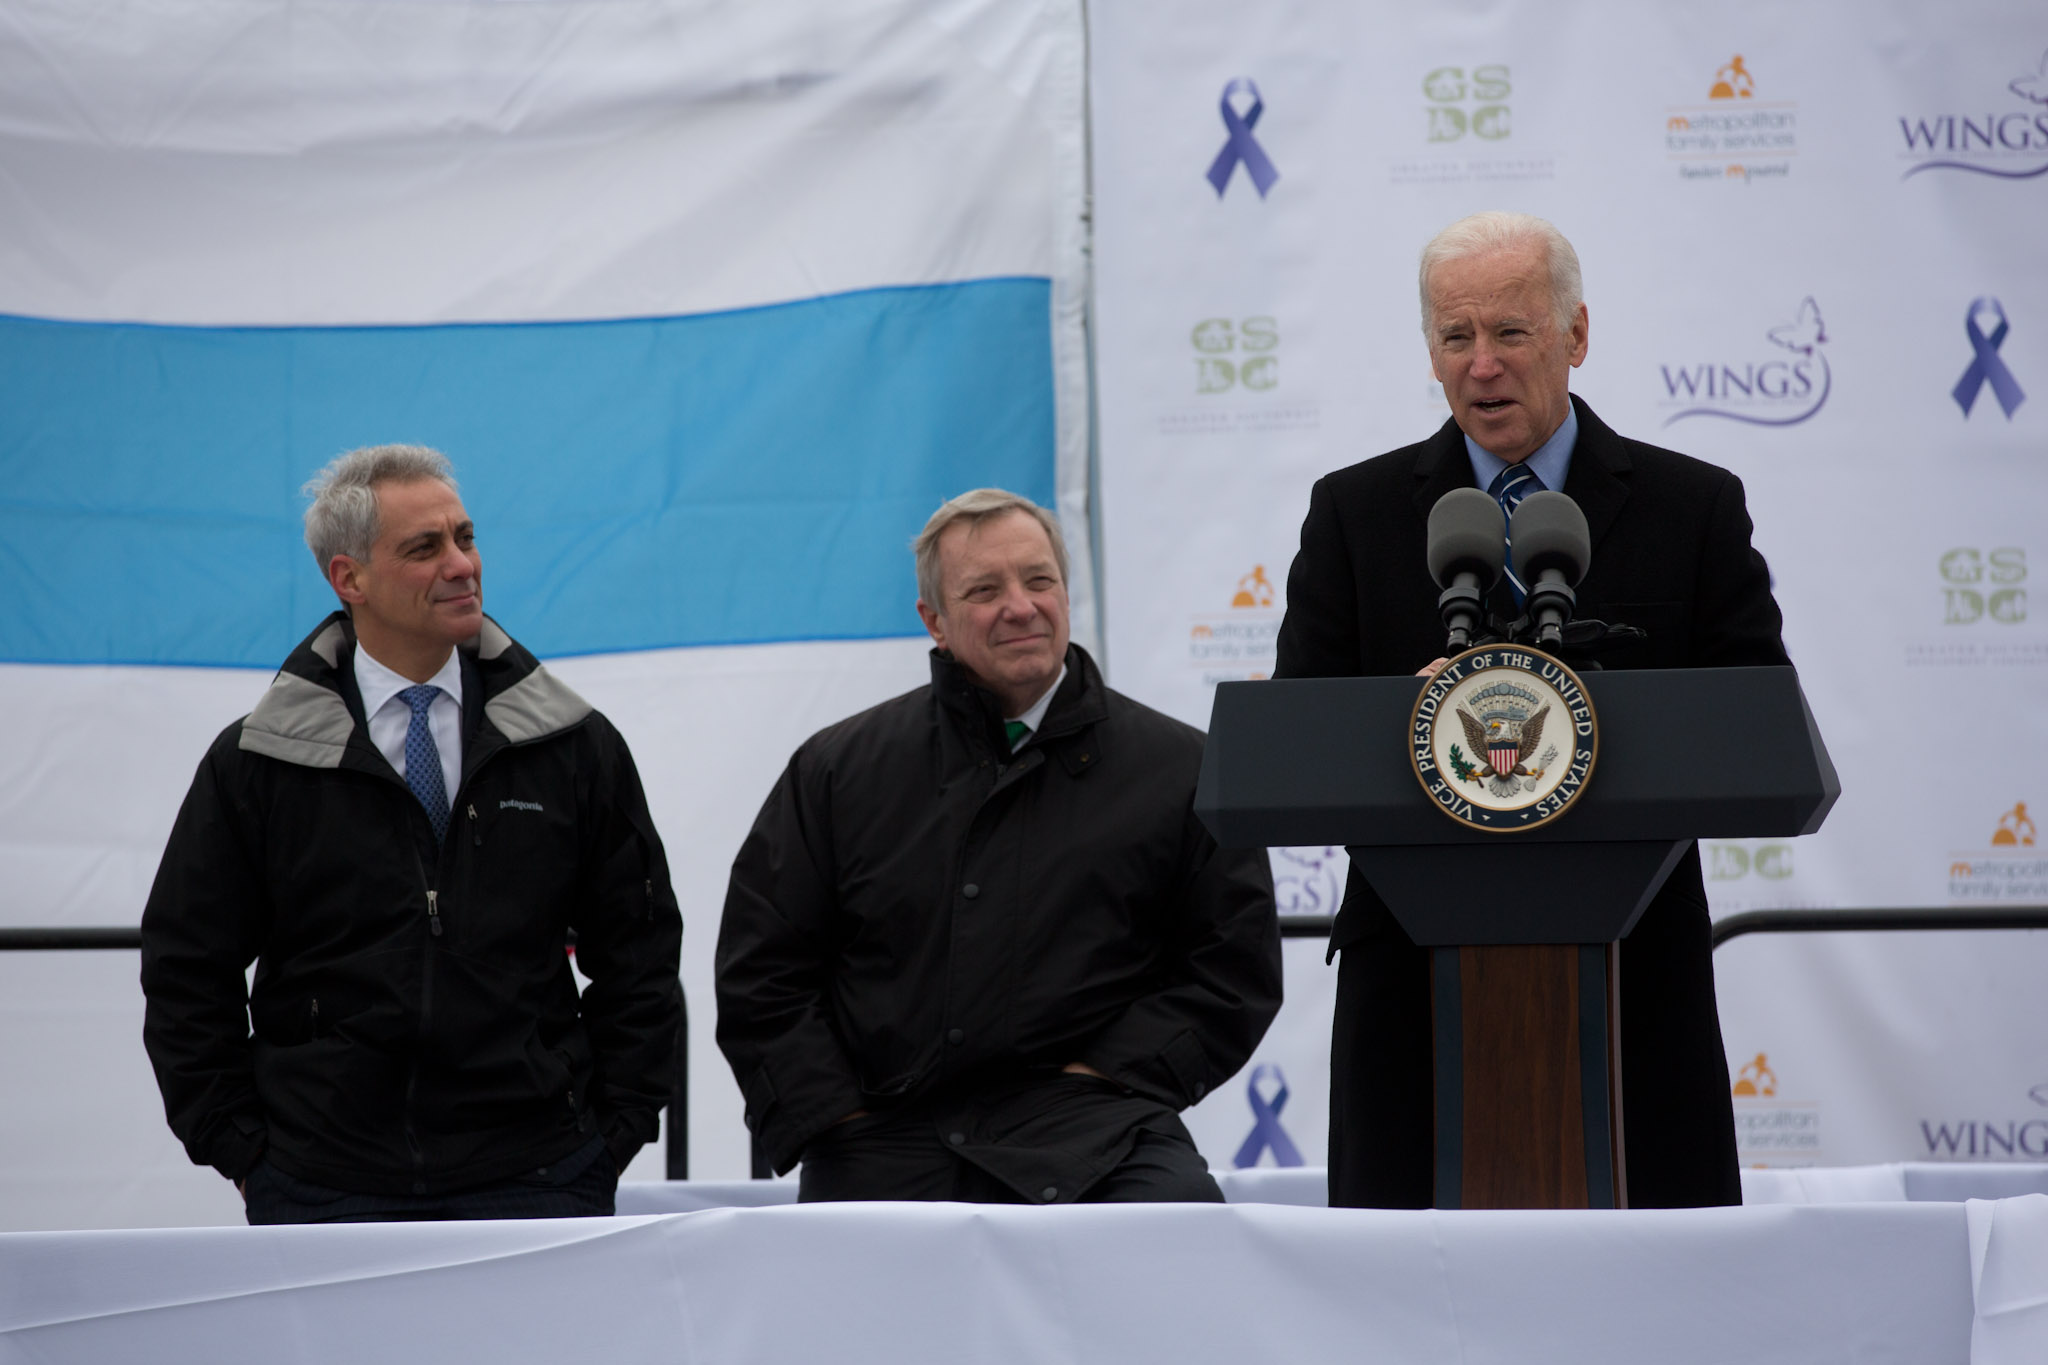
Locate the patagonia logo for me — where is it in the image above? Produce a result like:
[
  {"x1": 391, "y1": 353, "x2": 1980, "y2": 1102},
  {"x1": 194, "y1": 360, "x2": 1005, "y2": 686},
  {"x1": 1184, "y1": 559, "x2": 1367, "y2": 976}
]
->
[{"x1": 499, "y1": 799, "x2": 544, "y2": 813}]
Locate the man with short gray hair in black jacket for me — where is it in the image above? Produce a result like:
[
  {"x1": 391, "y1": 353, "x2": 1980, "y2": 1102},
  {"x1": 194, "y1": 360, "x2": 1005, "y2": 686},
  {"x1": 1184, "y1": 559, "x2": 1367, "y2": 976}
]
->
[
  {"x1": 716, "y1": 488, "x2": 1281, "y2": 1204},
  {"x1": 141, "y1": 444, "x2": 681, "y2": 1222}
]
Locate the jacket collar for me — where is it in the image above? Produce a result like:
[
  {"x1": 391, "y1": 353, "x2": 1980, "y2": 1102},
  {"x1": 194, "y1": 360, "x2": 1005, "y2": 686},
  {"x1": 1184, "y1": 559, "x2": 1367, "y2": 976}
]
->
[
  {"x1": 1410, "y1": 393, "x2": 1631, "y2": 553},
  {"x1": 930, "y1": 643, "x2": 1109, "y2": 750},
  {"x1": 239, "y1": 611, "x2": 591, "y2": 770}
]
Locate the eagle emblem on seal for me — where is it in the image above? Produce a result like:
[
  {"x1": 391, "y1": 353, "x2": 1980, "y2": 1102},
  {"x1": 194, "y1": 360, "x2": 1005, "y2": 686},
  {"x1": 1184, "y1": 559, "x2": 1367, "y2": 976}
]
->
[{"x1": 1455, "y1": 700, "x2": 1556, "y2": 797}]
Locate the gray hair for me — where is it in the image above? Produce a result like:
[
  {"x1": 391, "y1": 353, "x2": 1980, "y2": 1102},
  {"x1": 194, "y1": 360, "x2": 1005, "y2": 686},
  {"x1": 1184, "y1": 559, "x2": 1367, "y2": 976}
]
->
[
  {"x1": 913, "y1": 488, "x2": 1069, "y2": 610},
  {"x1": 1418, "y1": 211, "x2": 1583, "y2": 334},
  {"x1": 302, "y1": 444, "x2": 458, "y2": 569}
]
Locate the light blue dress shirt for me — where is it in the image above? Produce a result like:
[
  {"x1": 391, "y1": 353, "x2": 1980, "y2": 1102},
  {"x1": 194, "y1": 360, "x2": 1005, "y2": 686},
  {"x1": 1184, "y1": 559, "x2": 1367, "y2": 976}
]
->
[{"x1": 1462, "y1": 400, "x2": 1578, "y2": 497}]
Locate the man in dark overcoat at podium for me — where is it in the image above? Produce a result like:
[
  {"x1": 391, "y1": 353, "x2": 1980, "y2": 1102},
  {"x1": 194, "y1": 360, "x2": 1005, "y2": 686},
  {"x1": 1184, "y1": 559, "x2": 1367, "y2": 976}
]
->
[{"x1": 1275, "y1": 211, "x2": 1789, "y2": 1208}]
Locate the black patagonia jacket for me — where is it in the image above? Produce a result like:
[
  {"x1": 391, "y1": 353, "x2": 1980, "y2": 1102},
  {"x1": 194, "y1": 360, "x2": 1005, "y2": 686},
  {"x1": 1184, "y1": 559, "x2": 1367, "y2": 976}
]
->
[
  {"x1": 716, "y1": 644, "x2": 1281, "y2": 1177},
  {"x1": 141, "y1": 613, "x2": 682, "y2": 1194}
]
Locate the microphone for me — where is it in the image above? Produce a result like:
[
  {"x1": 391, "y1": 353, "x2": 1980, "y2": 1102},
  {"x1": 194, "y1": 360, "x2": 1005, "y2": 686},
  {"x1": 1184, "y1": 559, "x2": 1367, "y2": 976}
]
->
[
  {"x1": 1509, "y1": 491, "x2": 1591, "y2": 649},
  {"x1": 1426, "y1": 488, "x2": 1506, "y2": 652}
]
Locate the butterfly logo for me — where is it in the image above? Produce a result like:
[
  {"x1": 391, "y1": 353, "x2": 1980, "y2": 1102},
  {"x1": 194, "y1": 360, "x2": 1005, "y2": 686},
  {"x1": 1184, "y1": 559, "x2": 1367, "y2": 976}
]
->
[
  {"x1": 1766, "y1": 297, "x2": 1827, "y2": 355},
  {"x1": 2010, "y1": 49, "x2": 2048, "y2": 106}
]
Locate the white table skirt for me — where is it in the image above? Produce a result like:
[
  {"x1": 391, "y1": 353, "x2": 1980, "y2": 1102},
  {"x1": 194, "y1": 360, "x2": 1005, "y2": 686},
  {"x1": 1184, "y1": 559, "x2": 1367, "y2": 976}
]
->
[
  {"x1": 6, "y1": 1197, "x2": 2043, "y2": 1365},
  {"x1": 615, "y1": 1162, "x2": 2048, "y2": 1215},
  {"x1": 1739, "y1": 1163, "x2": 2048, "y2": 1205},
  {"x1": 614, "y1": 1165, "x2": 1329, "y2": 1214}
]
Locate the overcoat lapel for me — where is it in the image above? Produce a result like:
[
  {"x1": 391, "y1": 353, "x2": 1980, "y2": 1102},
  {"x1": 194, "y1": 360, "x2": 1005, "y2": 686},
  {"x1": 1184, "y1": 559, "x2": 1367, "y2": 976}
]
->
[
  {"x1": 1559, "y1": 394, "x2": 1632, "y2": 554},
  {"x1": 1409, "y1": 417, "x2": 1477, "y2": 521}
]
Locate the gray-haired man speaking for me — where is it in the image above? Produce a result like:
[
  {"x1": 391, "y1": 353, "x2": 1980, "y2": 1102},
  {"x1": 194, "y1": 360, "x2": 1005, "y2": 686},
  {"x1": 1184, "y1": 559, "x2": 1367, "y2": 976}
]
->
[
  {"x1": 716, "y1": 488, "x2": 1281, "y2": 1203},
  {"x1": 141, "y1": 444, "x2": 681, "y2": 1222}
]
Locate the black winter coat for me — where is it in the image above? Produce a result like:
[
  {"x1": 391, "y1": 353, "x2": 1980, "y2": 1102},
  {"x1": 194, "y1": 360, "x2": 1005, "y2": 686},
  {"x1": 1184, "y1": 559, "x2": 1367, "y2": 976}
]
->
[
  {"x1": 141, "y1": 613, "x2": 682, "y2": 1194},
  {"x1": 1275, "y1": 396, "x2": 1789, "y2": 1208},
  {"x1": 716, "y1": 646, "x2": 1281, "y2": 1176}
]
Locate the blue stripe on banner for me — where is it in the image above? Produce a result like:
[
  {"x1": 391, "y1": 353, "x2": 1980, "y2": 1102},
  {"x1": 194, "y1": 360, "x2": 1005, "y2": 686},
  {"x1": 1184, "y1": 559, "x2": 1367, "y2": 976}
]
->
[{"x1": 0, "y1": 279, "x2": 1054, "y2": 667}]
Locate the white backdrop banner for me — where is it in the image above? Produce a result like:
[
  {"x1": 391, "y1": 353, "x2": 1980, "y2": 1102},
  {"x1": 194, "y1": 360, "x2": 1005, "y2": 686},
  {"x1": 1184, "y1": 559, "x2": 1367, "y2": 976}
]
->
[
  {"x1": 0, "y1": 0, "x2": 1088, "y2": 1226},
  {"x1": 1091, "y1": 0, "x2": 2048, "y2": 1172}
]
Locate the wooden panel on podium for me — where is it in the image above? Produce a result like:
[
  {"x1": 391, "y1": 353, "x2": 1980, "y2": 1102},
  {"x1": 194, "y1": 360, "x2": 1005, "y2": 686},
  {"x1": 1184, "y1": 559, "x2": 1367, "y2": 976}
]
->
[{"x1": 1431, "y1": 944, "x2": 1622, "y2": 1209}]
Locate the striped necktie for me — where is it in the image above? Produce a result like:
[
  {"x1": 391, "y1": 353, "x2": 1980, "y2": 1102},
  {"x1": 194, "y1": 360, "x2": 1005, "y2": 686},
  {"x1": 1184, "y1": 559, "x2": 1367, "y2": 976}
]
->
[
  {"x1": 399, "y1": 684, "x2": 451, "y2": 842},
  {"x1": 1488, "y1": 463, "x2": 1545, "y2": 607}
]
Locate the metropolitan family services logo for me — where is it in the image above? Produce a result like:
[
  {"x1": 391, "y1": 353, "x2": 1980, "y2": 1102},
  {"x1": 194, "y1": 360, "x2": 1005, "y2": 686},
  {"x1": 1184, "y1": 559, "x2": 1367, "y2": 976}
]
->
[
  {"x1": 1659, "y1": 297, "x2": 1830, "y2": 427},
  {"x1": 1731, "y1": 1052, "x2": 1821, "y2": 1164},
  {"x1": 1947, "y1": 802, "x2": 2048, "y2": 902},
  {"x1": 1185, "y1": 567, "x2": 1279, "y2": 685},
  {"x1": 1898, "y1": 47, "x2": 2048, "y2": 180},
  {"x1": 1665, "y1": 54, "x2": 1797, "y2": 183}
]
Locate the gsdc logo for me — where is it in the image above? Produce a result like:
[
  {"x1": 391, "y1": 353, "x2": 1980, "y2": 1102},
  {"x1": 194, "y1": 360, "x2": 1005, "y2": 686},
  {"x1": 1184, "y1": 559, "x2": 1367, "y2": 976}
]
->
[
  {"x1": 1708, "y1": 842, "x2": 1795, "y2": 880},
  {"x1": 1941, "y1": 547, "x2": 2026, "y2": 625},
  {"x1": 1193, "y1": 316, "x2": 1278, "y2": 394},
  {"x1": 1424, "y1": 65, "x2": 1510, "y2": 142}
]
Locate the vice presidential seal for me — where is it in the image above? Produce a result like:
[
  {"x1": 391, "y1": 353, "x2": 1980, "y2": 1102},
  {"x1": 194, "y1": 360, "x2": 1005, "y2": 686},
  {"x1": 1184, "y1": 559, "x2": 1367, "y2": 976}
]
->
[{"x1": 1409, "y1": 645, "x2": 1597, "y2": 831}]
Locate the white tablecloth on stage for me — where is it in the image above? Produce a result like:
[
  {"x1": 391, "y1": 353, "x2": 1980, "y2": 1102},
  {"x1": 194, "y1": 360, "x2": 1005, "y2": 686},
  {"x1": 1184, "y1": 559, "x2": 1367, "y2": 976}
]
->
[
  {"x1": 616, "y1": 1163, "x2": 2048, "y2": 1215},
  {"x1": 613, "y1": 1165, "x2": 1330, "y2": 1215},
  {"x1": 1740, "y1": 1164, "x2": 2048, "y2": 1206},
  {"x1": 6, "y1": 1198, "x2": 2044, "y2": 1365}
]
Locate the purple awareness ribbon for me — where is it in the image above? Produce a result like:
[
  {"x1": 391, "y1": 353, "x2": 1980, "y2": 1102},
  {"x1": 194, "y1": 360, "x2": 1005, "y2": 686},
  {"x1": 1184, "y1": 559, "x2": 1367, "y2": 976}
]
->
[
  {"x1": 1205, "y1": 79, "x2": 1279, "y2": 199},
  {"x1": 1232, "y1": 1063, "x2": 1305, "y2": 1168},
  {"x1": 1952, "y1": 297, "x2": 2026, "y2": 419}
]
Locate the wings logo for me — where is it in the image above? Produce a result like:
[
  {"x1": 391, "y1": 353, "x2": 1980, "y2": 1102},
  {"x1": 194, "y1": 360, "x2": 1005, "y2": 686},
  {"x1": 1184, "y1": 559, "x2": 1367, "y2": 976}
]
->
[
  {"x1": 1897, "y1": 47, "x2": 2048, "y2": 181},
  {"x1": 1659, "y1": 296, "x2": 1830, "y2": 428}
]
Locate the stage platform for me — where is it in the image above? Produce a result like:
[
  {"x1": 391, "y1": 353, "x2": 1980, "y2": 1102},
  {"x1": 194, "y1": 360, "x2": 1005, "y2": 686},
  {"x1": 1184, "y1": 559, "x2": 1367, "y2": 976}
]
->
[{"x1": 5, "y1": 1195, "x2": 2044, "y2": 1364}]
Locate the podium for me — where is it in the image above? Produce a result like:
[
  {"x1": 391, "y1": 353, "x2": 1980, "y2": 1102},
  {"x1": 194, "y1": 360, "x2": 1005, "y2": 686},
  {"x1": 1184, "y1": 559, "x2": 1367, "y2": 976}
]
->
[{"x1": 1194, "y1": 665, "x2": 1838, "y2": 1209}]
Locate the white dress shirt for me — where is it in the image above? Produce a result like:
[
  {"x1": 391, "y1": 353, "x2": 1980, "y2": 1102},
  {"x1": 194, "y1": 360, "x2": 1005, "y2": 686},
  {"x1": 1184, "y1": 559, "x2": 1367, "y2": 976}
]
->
[
  {"x1": 1005, "y1": 664, "x2": 1067, "y2": 750},
  {"x1": 354, "y1": 643, "x2": 464, "y2": 805}
]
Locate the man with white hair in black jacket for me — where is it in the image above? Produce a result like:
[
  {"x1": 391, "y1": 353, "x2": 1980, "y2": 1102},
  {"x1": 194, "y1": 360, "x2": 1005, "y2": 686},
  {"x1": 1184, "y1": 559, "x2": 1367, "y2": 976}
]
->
[
  {"x1": 717, "y1": 488, "x2": 1281, "y2": 1204},
  {"x1": 142, "y1": 444, "x2": 681, "y2": 1222}
]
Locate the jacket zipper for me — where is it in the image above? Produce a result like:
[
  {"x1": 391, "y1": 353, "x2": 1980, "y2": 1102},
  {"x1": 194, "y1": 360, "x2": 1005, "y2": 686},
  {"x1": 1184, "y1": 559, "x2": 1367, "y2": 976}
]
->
[{"x1": 404, "y1": 837, "x2": 443, "y2": 1184}]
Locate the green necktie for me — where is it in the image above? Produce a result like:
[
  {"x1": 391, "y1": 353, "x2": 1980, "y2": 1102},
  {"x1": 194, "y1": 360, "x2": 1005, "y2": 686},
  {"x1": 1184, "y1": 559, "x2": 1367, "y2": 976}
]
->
[{"x1": 1004, "y1": 719, "x2": 1031, "y2": 752}]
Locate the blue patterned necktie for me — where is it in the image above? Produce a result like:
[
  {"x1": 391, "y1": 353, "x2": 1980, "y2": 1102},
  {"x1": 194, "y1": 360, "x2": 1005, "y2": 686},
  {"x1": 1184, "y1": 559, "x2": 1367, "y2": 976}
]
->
[
  {"x1": 399, "y1": 684, "x2": 450, "y2": 842},
  {"x1": 1489, "y1": 463, "x2": 1545, "y2": 607}
]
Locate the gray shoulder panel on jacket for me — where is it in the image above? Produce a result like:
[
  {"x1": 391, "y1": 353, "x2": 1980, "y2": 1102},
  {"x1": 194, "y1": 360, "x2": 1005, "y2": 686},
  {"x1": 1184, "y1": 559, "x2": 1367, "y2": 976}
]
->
[
  {"x1": 238, "y1": 672, "x2": 354, "y2": 769},
  {"x1": 487, "y1": 664, "x2": 593, "y2": 744}
]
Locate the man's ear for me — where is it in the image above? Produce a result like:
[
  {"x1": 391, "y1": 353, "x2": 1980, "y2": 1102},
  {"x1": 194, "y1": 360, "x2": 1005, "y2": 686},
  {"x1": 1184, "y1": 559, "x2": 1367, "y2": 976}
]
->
[
  {"x1": 328, "y1": 554, "x2": 367, "y2": 606},
  {"x1": 916, "y1": 598, "x2": 948, "y2": 651}
]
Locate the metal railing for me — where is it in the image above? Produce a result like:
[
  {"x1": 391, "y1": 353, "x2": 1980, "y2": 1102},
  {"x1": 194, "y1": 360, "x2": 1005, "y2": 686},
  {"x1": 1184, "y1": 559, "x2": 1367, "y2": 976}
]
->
[
  {"x1": 1709, "y1": 905, "x2": 2048, "y2": 947},
  {"x1": 0, "y1": 926, "x2": 692, "y2": 1180},
  {"x1": 1273, "y1": 906, "x2": 2048, "y2": 945}
]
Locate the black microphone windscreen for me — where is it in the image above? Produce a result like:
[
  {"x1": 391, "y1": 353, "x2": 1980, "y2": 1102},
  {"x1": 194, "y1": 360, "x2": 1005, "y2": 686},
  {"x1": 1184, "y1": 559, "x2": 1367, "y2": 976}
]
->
[
  {"x1": 1510, "y1": 490, "x2": 1591, "y2": 584},
  {"x1": 1425, "y1": 487, "x2": 1506, "y2": 588}
]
